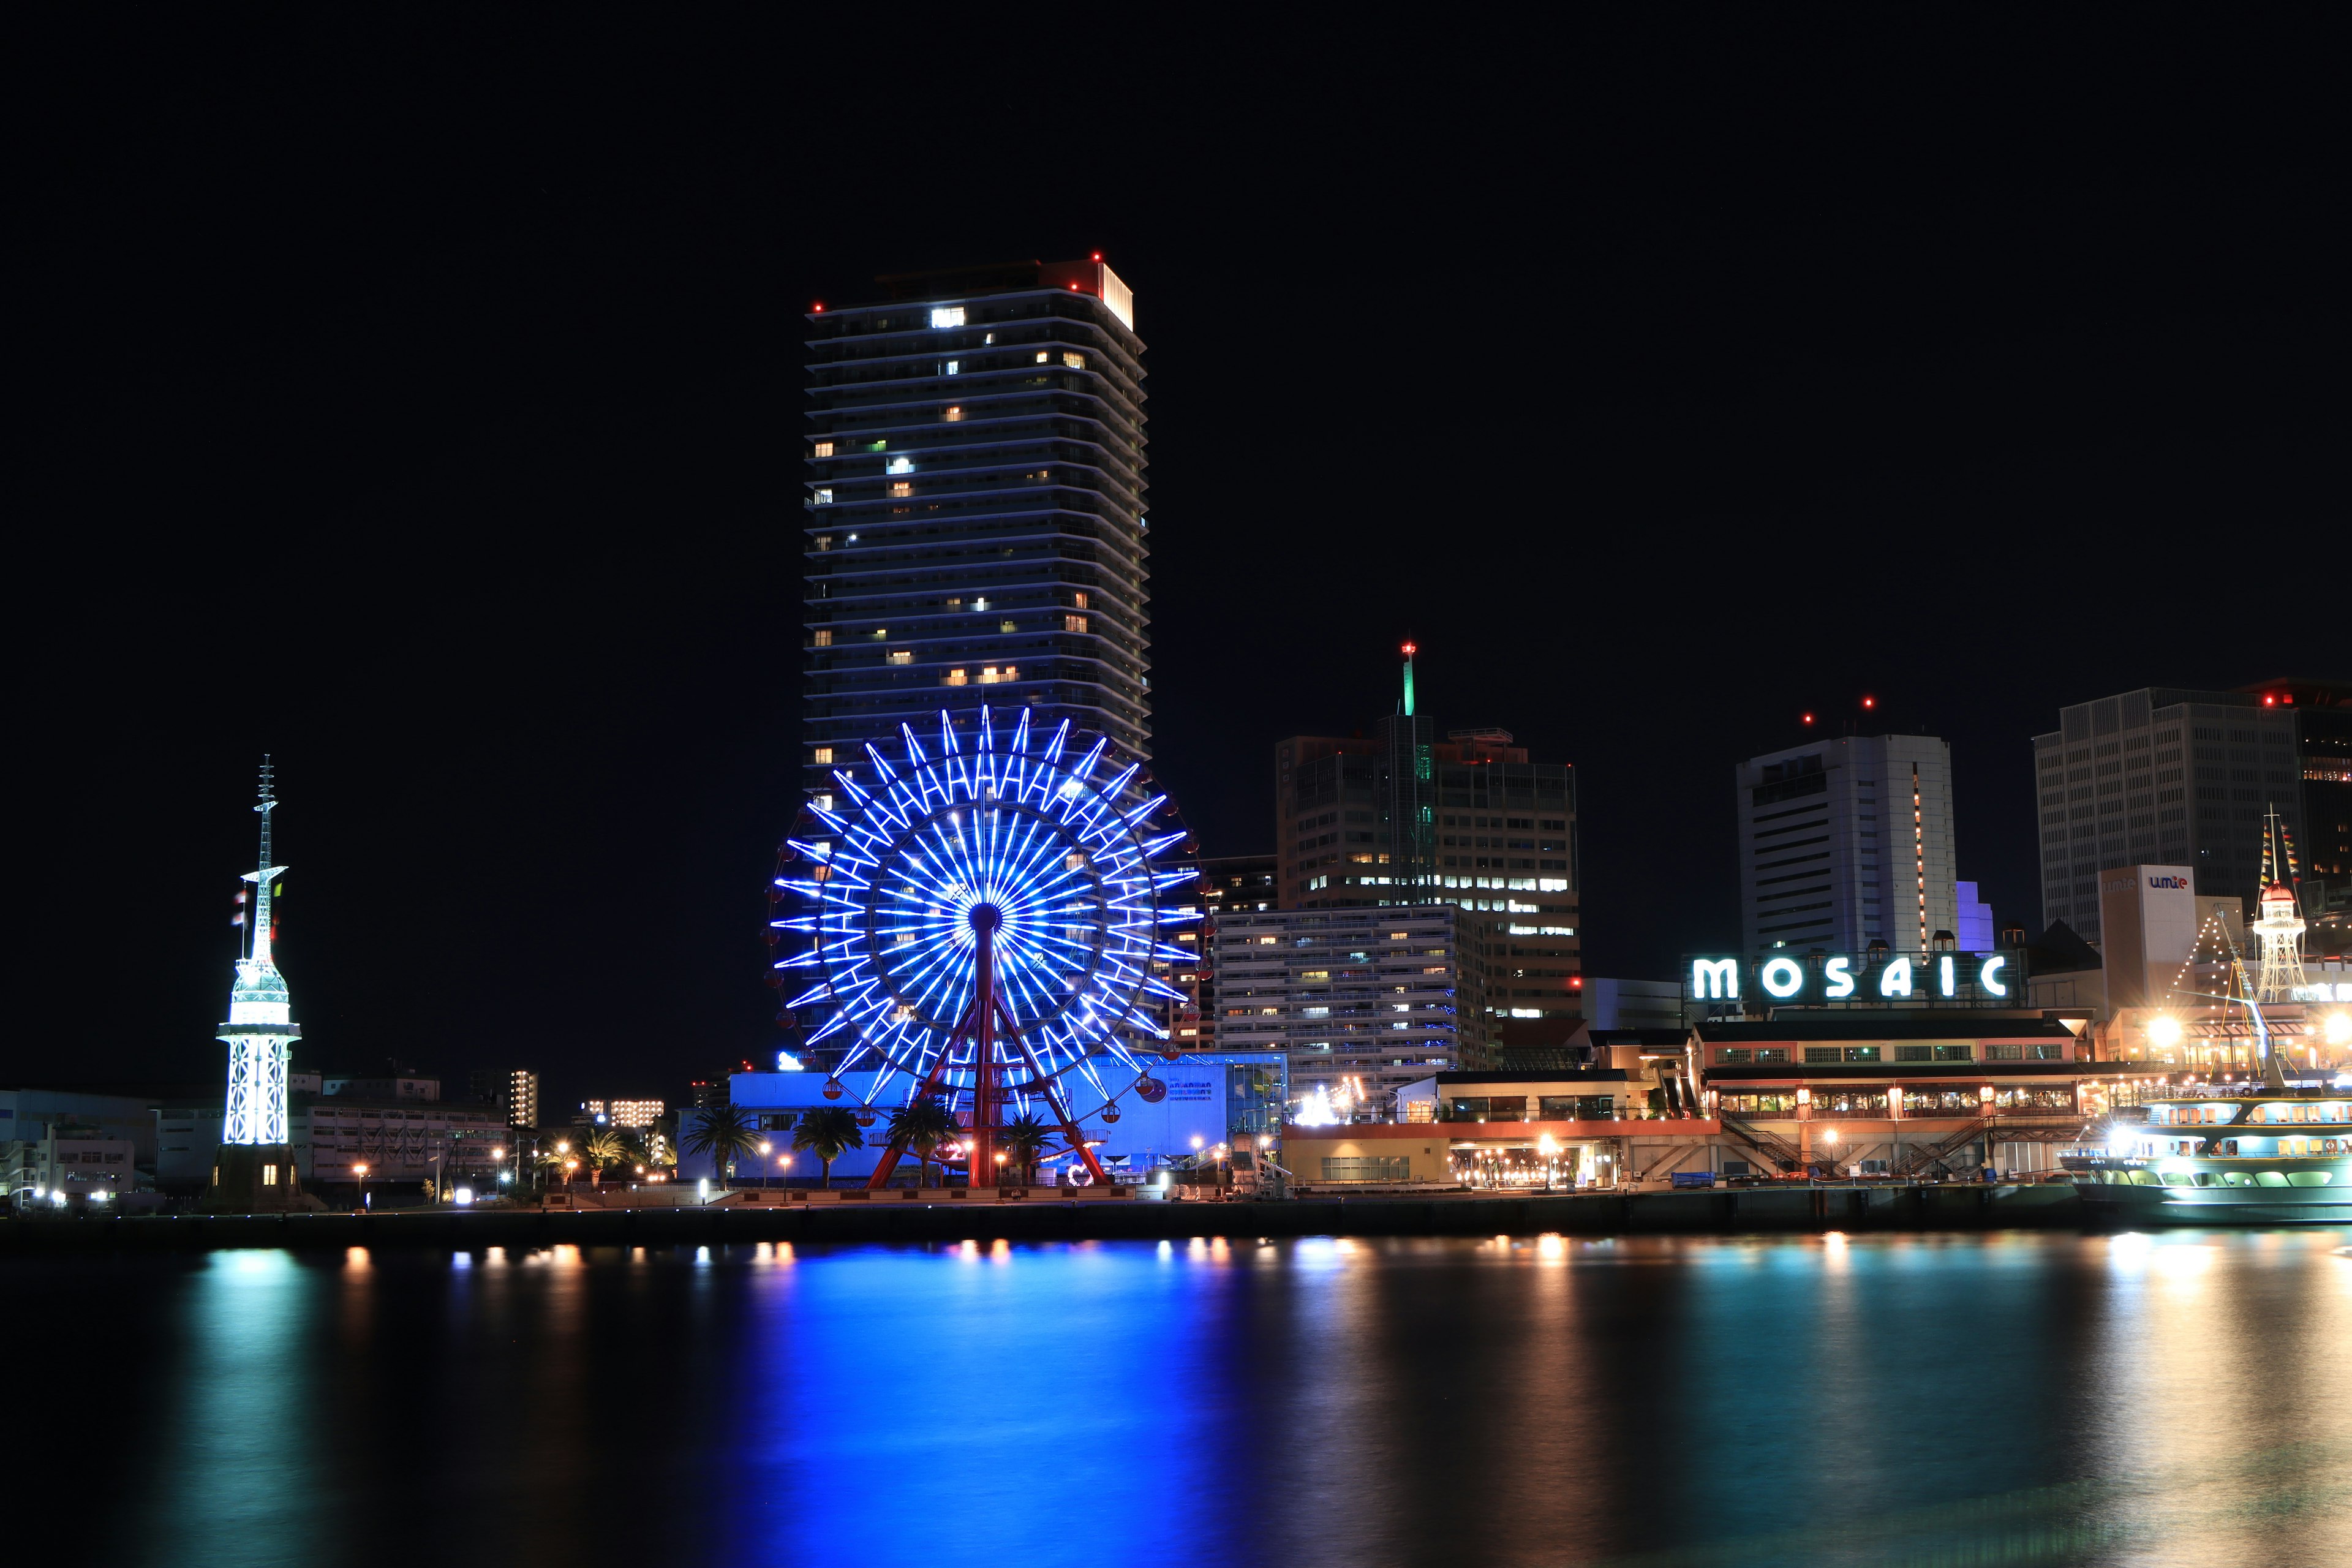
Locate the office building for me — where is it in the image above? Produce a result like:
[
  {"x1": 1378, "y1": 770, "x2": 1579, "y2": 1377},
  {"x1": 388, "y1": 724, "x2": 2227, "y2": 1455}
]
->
[
  {"x1": 1736, "y1": 734, "x2": 1959, "y2": 956},
  {"x1": 1584, "y1": 978, "x2": 1685, "y2": 1030},
  {"x1": 2244, "y1": 679, "x2": 2352, "y2": 952},
  {"x1": 1209, "y1": 904, "x2": 1463, "y2": 1112},
  {"x1": 801, "y1": 257, "x2": 1147, "y2": 801},
  {"x1": 1275, "y1": 655, "x2": 1581, "y2": 1051},
  {"x1": 2032, "y1": 687, "x2": 2304, "y2": 943},
  {"x1": 1276, "y1": 726, "x2": 1575, "y2": 922}
]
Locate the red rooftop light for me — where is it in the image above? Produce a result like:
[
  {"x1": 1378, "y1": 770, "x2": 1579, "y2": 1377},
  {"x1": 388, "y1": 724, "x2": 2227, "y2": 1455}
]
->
[
  {"x1": 1801, "y1": 712, "x2": 1815, "y2": 725},
  {"x1": 813, "y1": 302, "x2": 824, "y2": 312},
  {"x1": 1091, "y1": 251, "x2": 1102, "y2": 262},
  {"x1": 1862, "y1": 696, "x2": 1875, "y2": 709},
  {"x1": 1401, "y1": 641, "x2": 1417, "y2": 657},
  {"x1": 2264, "y1": 694, "x2": 2277, "y2": 706}
]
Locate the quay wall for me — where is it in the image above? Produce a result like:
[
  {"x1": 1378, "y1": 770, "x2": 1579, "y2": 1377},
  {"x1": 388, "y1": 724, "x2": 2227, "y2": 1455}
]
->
[{"x1": 0, "y1": 1185, "x2": 2090, "y2": 1253}]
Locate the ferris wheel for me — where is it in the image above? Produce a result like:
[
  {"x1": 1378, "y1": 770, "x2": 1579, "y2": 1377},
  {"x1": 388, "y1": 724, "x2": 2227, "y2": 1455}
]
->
[{"x1": 774, "y1": 706, "x2": 1197, "y2": 1186}]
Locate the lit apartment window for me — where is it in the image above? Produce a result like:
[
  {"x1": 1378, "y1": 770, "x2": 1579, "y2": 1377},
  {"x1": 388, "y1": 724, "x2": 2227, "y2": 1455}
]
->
[
  {"x1": 943, "y1": 405, "x2": 963, "y2": 421},
  {"x1": 889, "y1": 481, "x2": 911, "y2": 497},
  {"x1": 1062, "y1": 352, "x2": 1084, "y2": 369},
  {"x1": 813, "y1": 629, "x2": 832, "y2": 647},
  {"x1": 1072, "y1": 591, "x2": 1089, "y2": 609},
  {"x1": 812, "y1": 793, "x2": 833, "y2": 813},
  {"x1": 888, "y1": 650, "x2": 911, "y2": 665},
  {"x1": 885, "y1": 456, "x2": 913, "y2": 475},
  {"x1": 812, "y1": 489, "x2": 833, "y2": 505},
  {"x1": 812, "y1": 440, "x2": 834, "y2": 458},
  {"x1": 929, "y1": 306, "x2": 965, "y2": 328},
  {"x1": 979, "y1": 667, "x2": 1001, "y2": 684},
  {"x1": 944, "y1": 360, "x2": 959, "y2": 375},
  {"x1": 1064, "y1": 614, "x2": 1088, "y2": 634},
  {"x1": 944, "y1": 597, "x2": 962, "y2": 609},
  {"x1": 872, "y1": 627, "x2": 888, "y2": 638},
  {"x1": 812, "y1": 747, "x2": 834, "y2": 764},
  {"x1": 999, "y1": 619, "x2": 1016, "y2": 633},
  {"x1": 972, "y1": 596, "x2": 989, "y2": 611},
  {"x1": 944, "y1": 669, "x2": 968, "y2": 686},
  {"x1": 1034, "y1": 351, "x2": 1050, "y2": 364}
]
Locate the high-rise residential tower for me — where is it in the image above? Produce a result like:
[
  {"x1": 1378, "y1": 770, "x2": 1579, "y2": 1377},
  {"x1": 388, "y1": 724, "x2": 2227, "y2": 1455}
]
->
[
  {"x1": 801, "y1": 258, "x2": 1147, "y2": 800},
  {"x1": 2031, "y1": 686, "x2": 2304, "y2": 943},
  {"x1": 1735, "y1": 733, "x2": 1959, "y2": 956}
]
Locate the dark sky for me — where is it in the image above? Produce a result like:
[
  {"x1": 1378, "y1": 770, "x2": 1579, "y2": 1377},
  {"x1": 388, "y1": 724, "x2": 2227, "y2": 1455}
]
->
[{"x1": 12, "y1": 15, "x2": 2343, "y2": 1112}]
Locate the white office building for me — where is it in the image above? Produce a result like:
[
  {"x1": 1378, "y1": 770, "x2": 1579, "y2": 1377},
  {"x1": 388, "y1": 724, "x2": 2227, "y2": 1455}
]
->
[
  {"x1": 1210, "y1": 905, "x2": 1463, "y2": 1110},
  {"x1": 1736, "y1": 734, "x2": 1959, "y2": 956}
]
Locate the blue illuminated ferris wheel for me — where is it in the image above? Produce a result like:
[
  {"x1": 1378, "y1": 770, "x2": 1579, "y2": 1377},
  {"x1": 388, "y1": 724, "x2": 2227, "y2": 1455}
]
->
[{"x1": 774, "y1": 707, "x2": 1197, "y2": 1186}]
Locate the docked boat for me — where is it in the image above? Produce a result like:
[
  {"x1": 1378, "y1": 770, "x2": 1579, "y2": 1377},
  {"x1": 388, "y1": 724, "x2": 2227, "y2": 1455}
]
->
[{"x1": 2065, "y1": 1089, "x2": 2352, "y2": 1223}]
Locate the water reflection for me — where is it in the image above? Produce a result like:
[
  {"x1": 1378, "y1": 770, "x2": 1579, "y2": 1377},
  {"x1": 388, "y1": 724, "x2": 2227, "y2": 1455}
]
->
[{"x1": 13, "y1": 1232, "x2": 2352, "y2": 1567}]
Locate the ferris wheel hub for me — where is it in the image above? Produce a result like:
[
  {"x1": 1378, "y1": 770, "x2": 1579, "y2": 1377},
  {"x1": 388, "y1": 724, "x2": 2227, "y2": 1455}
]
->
[{"x1": 967, "y1": 901, "x2": 1004, "y2": 936}]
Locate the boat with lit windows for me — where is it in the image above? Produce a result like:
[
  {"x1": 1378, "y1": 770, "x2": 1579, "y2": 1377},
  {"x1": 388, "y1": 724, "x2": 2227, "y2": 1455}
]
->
[
  {"x1": 2068, "y1": 865, "x2": 2352, "y2": 1223},
  {"x1": 2067, "y1": 1088, "x2": 2352, "y2": 1223}
]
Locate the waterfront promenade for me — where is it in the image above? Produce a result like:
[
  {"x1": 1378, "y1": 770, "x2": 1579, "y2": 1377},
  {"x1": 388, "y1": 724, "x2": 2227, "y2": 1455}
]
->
[{"x1": 0, "y1": 1183, "x2": 2088, "y2": 1252}]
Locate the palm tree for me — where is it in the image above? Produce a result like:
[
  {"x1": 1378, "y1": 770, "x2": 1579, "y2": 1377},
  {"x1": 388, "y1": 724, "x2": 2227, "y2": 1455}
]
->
[
  {"x1": 790, "y1": 1106, "x2": 865, "y2": 1189},
  {"x1": 683, "y1": 1102, "x2": 763, "y2": 1187},
  {"x1": 536, "y1": 1139, "x2": 581, "y2": 1190},
  {"x1": 885, "y1": 1097, "x2": 959, "y2": 1188},
  {"x1": 576, "y1": 1128, "x2": 627, "y2": 1188},
  {"x1": 1000, "y1": 1112, "x2": 1052, "y2": 1187}
]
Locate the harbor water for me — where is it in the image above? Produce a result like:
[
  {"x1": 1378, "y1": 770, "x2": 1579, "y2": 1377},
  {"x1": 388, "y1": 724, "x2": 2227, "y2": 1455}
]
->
[{"x1": 23, "y1": 1229, "x2": 2352, "y2": 1567}]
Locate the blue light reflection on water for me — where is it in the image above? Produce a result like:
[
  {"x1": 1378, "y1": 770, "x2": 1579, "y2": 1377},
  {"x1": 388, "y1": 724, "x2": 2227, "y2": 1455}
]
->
[{"x1": 17, "y1": 1229, "x2": 2352, "y2": 1568}]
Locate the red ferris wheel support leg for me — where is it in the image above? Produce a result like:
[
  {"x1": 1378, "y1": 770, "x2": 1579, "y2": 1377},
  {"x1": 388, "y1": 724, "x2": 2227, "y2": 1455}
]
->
[
  {"x1": 994, "y1": 995, "x2": 1112, "y2": 1187},
  {"x1": 968, "y1": 913, "x2": 1001, "y2": 1189},
  {"x1": 864, "y1": 990, "x2": 978, "y2": 1190}
]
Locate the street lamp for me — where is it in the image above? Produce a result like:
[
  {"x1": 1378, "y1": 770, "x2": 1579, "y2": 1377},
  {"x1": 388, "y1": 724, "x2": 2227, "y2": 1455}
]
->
[{"x1": 352, "y1": 1162, "x2": 371, "y2": 1210}]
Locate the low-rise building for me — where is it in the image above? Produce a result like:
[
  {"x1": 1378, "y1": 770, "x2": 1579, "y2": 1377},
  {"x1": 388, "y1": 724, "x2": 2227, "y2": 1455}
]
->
[
  {"x1": 4, "y1": 1131, "x2": 137, "y2": 1207},
  {"x1": 1284, "y1": 1068, "x2": 1712, "y2": 1188},
  {"x1": 1698, "y1": 1013, "x2": 2131, "y2": 1179},
  {"x1": 157, "y1": 1096, "x2": 507, "y2": 1196},
  {"x1": 694, "y1": 1052, "x2": 1288, "y2": 1187}
]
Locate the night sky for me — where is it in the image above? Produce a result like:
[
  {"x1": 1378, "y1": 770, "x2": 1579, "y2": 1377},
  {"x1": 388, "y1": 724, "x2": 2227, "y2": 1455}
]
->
[{"x1": 13, "y1": 16, "x2": 2343, "y2": 1112}]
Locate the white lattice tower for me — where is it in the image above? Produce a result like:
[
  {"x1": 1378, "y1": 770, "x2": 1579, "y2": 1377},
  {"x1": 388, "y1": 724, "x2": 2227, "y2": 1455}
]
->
[
  {"x1": 221, "y1": 757, "x2": 298, "y2": 1145},
  {"x1": 2253, "y1": 881, "x2": 2309, "y2": 1004},
  {"x1": 2252, "y1": 806, "x2": 2309, "y2": 1005}
]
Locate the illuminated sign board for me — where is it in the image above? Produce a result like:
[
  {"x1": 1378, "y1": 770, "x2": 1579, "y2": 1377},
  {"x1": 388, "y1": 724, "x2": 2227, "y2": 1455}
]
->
[{"x1": 1683, "y1": 951, "x2": 2017, "y2": 1007}]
